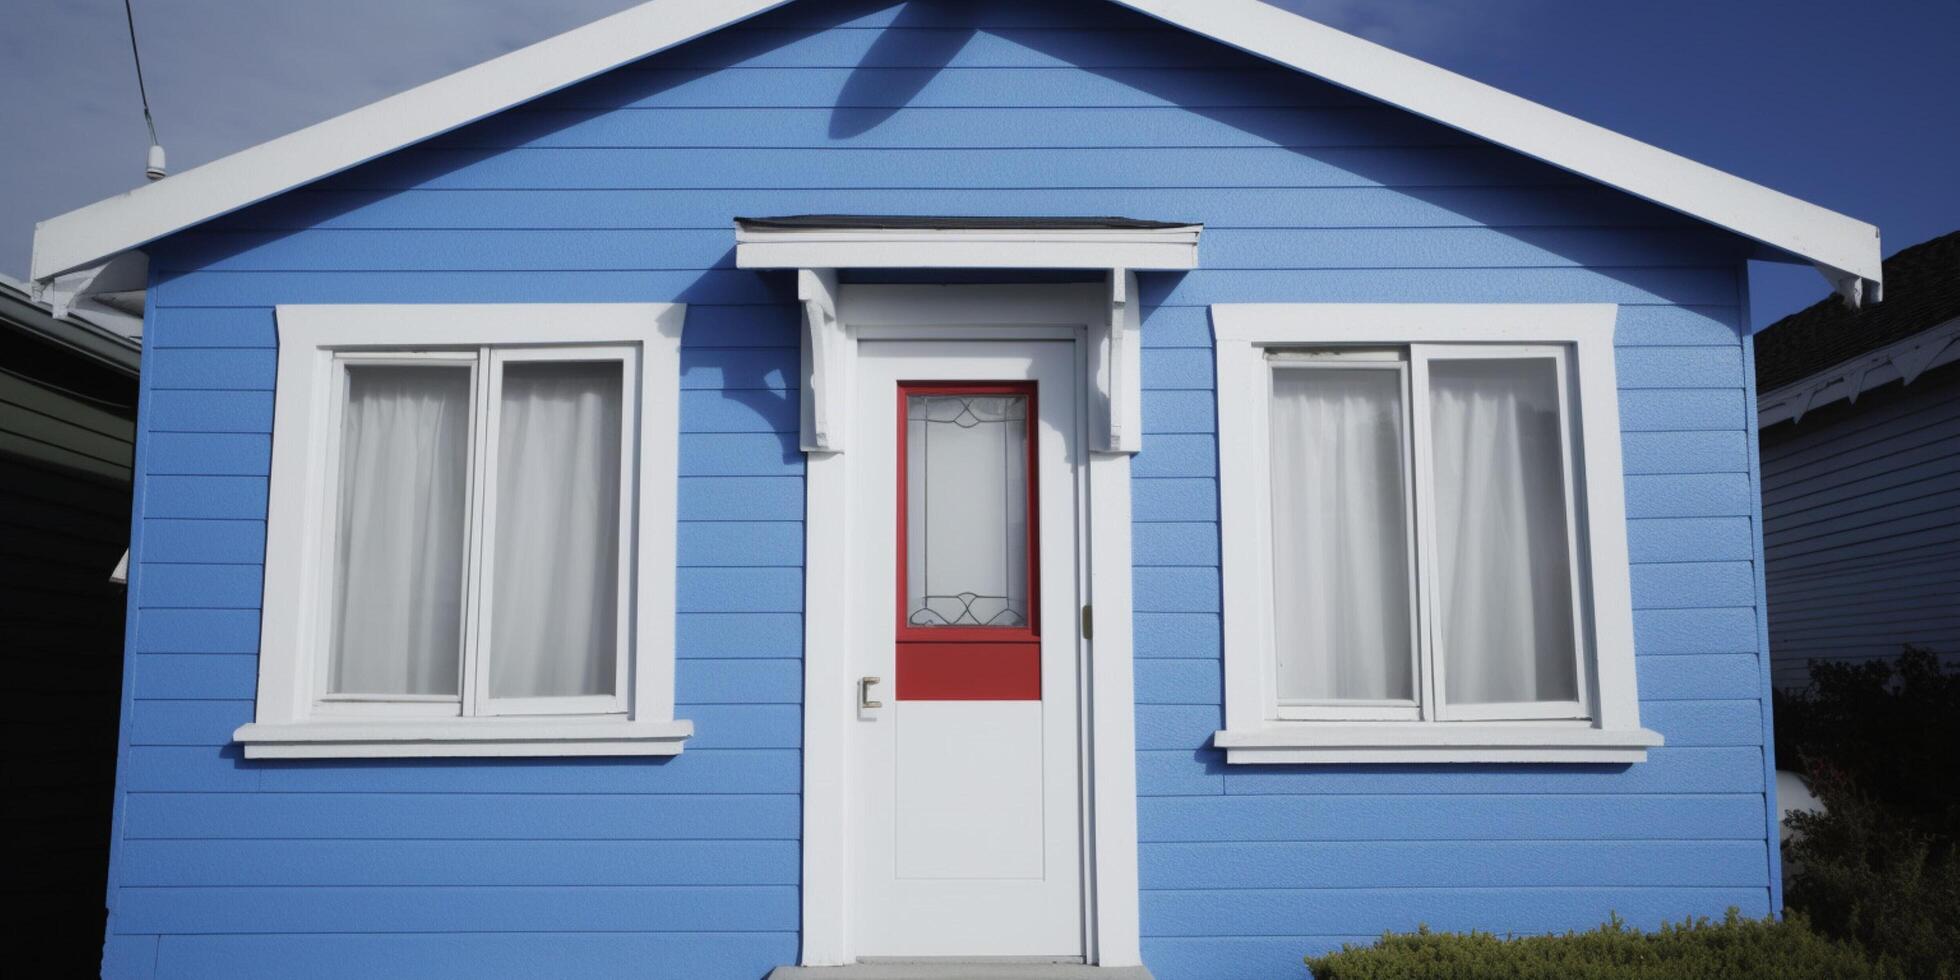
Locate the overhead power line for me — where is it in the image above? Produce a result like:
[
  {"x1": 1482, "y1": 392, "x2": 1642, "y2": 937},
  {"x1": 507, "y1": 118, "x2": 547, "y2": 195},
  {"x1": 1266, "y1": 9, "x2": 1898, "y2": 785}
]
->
[{"x1": 122, "y1": 0, "x2": 166, "y2": 179}]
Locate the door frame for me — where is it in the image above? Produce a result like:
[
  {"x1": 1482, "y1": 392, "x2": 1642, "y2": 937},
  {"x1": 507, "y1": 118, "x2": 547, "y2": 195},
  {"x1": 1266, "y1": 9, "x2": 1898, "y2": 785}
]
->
[{"x1": 799, "y1": 283, "x2": 1142, "y2": 967}]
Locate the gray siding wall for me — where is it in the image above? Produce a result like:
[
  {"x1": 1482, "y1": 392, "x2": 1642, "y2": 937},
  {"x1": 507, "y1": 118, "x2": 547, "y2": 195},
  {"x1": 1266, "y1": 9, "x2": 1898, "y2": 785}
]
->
[{"x1": 1761, "y1": 361, "x2": 1960, "y2": 689}]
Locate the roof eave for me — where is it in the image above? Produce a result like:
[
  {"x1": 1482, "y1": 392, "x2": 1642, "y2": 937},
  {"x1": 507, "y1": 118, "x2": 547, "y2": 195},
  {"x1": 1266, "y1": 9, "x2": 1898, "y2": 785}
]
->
[
  {"x1": 1108, "y1": 0, "x2": 1883, "y2": 292},
  {"x1": 30, "y1": 0, "x2": 796, "y2": 283},
  {"x1": 30, "y1": 0, "x2": 1884, "y2": 297}
]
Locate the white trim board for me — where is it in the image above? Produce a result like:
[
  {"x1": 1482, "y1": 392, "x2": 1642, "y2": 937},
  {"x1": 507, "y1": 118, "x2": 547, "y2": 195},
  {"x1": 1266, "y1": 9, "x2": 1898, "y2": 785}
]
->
[
  {"x1": 1757, "y1": 315, "x2": 1960, "y2": 427},
  {"x1": 735, "y1": 223, "x2": 1202, "y2": 272},
  {"x1": 33, "y1": 0, "x2": 1877, "y2": 296}
]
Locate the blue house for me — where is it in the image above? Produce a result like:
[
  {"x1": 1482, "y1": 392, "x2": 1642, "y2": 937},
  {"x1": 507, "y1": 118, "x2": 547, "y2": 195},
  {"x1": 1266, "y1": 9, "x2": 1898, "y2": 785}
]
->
[{"x1": 27, "y1": 2, "x2": 1885, "y2": 977}]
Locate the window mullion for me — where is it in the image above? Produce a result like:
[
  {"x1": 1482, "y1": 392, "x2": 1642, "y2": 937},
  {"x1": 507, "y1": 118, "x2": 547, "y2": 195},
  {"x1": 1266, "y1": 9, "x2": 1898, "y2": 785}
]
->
[
  {"x1": 1407, "y1": 345, "x2": 1443, "y2": 722},
  {"x1": 459, "y1": 346, "x2": 497, "y2": 718}
]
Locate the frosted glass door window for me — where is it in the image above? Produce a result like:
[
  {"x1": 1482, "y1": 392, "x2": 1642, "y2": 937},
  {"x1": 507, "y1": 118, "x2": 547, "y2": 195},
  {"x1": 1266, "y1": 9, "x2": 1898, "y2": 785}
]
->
[
  {"x1": 1268, "y1": 365, "x2": 1415, "y2": 704},
  {"x1": 488, "y1": 361, "x2": 625, "y2": 699},
  {"x1": 328, "y1": 364, "x2": 473, "y2": 697},
  {"x1": 1427, "y1": 357, "x2": 1579, "y2": 706},
  {"x1": 905, "y1": 394, "x2": 1030, "y2": 628}
]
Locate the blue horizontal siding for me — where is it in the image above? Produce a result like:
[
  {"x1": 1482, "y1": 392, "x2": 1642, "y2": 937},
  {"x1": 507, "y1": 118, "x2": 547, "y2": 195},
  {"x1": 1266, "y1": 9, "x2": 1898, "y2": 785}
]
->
[
  {"x1": 140, "y1": 520, "x2": 266, "y2": 564},
  {"x1": 231, "y1": 185, "x2": 1698, "y2": 234},
  {"x1": 677, "y1": 612, "x2": 803, "y2": 658},
  {"x1": 1134, "y1": 613, "x2": 1221, "y2": 658},
  {"x1": 123, "y1": 791, "x2": 800, "y2": 840},
  {"x1": 152, "y1": 933, "x2": 796, "y2": 980},
  {"x1": 144, "y1": 433, "x2": 271, "y2": 476},
  {"x1": 1623, "y1": 430, "x2": 1751, "y2": 475},
  {"x1": 119, "y1": 747, "x2": 800, "y2": 796},
  {"x1": 111, "y1": 2, "x2": 1773, "y2": 976},
  {"x1": 314, "y1": 145, "x2": 1578, "y2": 193},
  {"x1": 1138, "y1": 795, "x2": 1766, "y2": 842},
  {"x1": 1636, "y1": 607, "x2": 1768, "y2": 655},
  {"x1": 132, "y1": 609, "x2": 261, "y2": 654},
  {"x1": 678, "y1": 522, "x2": 804, "y2": 566},
  {"x1": 677, "y1": 476, "x2": 802, "y2": 519},
  {"x1": 119, "y1": 838, "x2": 799, "y2": 887},
  {"x1": 1143, "y1": 887, "x2": 1770, "y2": 937},
  {"x1": 427, "y1": 104, "x2": 1476, "y2": 151},
  {"x1": 146, "y1": 390, "x2": 274, "y2": 434},
  {"x1": 133, "y1": 654, "x2": 257, "y2": 700},
  {"x1": 143, "y1": 475, "x2": 267, "y2": 520},
  {"x1": 160, "y1": 226, "x2": 1740, "y2": 274},
  {"x1": 1214, "y1": 746, "x2": 1765, "y2": 796},
  {"x1": 1625, "y1": 473, "x2": 1754, "y2": 518},
  {"x1": 118, "y1": 884, "x2": 799, "y2": 934}
]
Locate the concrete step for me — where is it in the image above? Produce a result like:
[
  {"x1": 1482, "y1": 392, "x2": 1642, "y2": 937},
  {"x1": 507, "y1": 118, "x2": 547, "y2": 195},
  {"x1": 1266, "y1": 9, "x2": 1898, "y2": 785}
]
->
[{"x1": 768, "y1": 964, "x2": 1153, "y2": 980}]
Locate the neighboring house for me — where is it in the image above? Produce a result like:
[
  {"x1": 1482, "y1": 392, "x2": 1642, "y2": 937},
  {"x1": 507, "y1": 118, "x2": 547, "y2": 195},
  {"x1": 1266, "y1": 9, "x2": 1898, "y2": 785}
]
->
[
  {"x1": 25, "y1": 2, "x2": 1886, "y2": 978},
  {"x1": 1756, "y1": 231, "x2": 1959, "y2": 690},
  {"x1": 0, "y1": 276, "x2": 141, "y2": 976}
]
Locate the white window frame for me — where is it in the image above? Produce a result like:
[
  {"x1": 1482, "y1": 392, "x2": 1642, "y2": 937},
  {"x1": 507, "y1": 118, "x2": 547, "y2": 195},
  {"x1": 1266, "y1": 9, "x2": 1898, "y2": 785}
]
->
[
  {"x1": 1213, "y1": 304, "x2": 1661, "y2": 764},
  {"x1": 1263, "y1": 348, "x2": 1423, "y2": 723},
  {"x1": 234, "y1": 303, "x2": 690, "y2": 759}
]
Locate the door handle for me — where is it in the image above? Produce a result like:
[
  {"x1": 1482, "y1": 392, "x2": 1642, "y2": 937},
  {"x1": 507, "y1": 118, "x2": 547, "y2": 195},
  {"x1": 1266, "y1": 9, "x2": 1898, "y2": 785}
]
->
[{"x1": 859, "y1": 676, "x2": 884, "y2": 710}]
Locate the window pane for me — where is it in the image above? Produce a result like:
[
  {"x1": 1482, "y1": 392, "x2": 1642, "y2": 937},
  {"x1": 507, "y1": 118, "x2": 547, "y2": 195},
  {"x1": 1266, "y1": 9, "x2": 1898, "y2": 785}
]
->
[
  {"x1": 329, "y1": 365, "x2": 472, "y2": 696},
  {"x1": 1269, "y1": 368, "x2": 1414, "y2": 702},
  {"x1": 905, "y1": 394, "x2": 1030, "y2": 628},
  {"x1": 1429, "y1": 357, "x2": 1579, "y2": 705},
  {"x1": 489, "y1": 361, "x2": 623, "y2": 699}
]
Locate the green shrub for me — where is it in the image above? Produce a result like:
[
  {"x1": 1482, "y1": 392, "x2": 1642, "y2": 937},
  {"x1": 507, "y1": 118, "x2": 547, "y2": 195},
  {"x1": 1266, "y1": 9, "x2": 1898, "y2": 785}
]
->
[
  {"x1": 1777, "y1": 646, "x2": 1960, "y2": 979},
  {"x1": 1304, "y1": 909, "x2": 1899, "y2": 979}
]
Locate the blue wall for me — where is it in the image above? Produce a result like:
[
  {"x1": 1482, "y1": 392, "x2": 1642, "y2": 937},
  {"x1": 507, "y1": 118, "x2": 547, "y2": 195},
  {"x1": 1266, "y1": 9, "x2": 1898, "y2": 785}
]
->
[{"x1": 107, "y1": 1, "x2": 1774, "y2": 977}]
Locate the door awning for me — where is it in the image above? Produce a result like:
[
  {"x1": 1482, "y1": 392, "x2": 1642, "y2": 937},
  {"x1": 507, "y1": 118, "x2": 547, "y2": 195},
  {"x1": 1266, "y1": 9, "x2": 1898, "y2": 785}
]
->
[
  {"x1": 732, "y1": 216, "x2": 1204, "y2": 456},
  {"x1": 734, "y1": 215, "x2": 1202, "y2": 272}
]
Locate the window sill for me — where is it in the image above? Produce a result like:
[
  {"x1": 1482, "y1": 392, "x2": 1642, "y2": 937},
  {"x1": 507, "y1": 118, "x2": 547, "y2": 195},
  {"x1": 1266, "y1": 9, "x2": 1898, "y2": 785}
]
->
[
  {"x1": 1213, "y1": 723, "x2": 1662, "y2": 764},
  {"x1": 233, "y1": 717, "x2": 694, "y2": 759}
]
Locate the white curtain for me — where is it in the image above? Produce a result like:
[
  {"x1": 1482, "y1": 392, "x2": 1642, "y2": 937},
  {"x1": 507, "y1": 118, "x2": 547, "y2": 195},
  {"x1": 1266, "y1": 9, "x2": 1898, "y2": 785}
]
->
[
  {"x1": 1269, "y1": 367, "x2": 1414, "y2": 702},
  {"x1": 905, "y1": 395, "x2": 1029, "y2": 628},
  {"x1": 488, "y1": 361, "x2": 624, "y2": 699},
  {"x1": 1428, "y1": 358, "x2": 1578, "y2": 705},
  {"x1": 329, "y1": 365, "x2": 472, "y2": 696}
]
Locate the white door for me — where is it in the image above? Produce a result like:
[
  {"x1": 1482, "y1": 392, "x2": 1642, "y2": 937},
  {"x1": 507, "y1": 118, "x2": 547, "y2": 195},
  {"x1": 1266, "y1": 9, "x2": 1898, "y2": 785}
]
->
[{"x1": 849, "y1": 340, "x2": 1085, "y2": 960}]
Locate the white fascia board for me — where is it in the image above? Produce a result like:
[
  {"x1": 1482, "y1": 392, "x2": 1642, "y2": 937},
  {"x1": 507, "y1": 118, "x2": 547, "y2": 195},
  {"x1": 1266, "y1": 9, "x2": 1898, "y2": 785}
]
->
[
  {"x1": 735, "y1": 225, "x2": 1203, "y2": 271},
  {"x1": 1110, "y1": 0, "x2": 1883, "y2": 289},
  {"x1": 29, "y1": 0, "x2": 794, "y2": 282}
]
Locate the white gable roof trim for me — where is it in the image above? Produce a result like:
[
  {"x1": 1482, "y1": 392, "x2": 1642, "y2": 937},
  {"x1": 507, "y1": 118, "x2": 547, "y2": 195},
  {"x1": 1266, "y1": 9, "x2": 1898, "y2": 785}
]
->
[
  {"x1": 31, "y1": 0, "x2": 1881, "y2": 296},
  {"x1": 29, "y1": 0, "x2": 797, "y2": 284}
]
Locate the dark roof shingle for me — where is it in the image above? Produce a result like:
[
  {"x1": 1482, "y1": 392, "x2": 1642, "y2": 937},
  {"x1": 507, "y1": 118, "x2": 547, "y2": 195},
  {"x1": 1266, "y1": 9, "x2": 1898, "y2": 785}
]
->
[{"x1": 1755, "y1": 231, "x2": 1960, "y2": 391}]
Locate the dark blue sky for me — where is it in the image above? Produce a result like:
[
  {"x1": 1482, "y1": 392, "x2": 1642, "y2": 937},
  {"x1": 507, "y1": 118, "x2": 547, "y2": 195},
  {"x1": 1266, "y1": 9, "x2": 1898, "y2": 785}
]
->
[
  {"x1": 7, "y1": 0, "x2": 1954, "y2": 328},
  {"x1": 1279, "y1": 0, "x2": 1958, "y2": 327}
]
